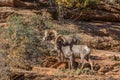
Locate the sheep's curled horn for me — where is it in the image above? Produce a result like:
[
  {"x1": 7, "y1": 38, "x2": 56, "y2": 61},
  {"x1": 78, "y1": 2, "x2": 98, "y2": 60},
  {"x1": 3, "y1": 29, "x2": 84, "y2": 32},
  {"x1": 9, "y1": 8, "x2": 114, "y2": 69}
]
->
[
  {"x1": 55, "y1": 35, "x2": 67, "y2": 45},
  {"x1": 52, "y1": 30, "x2": 58, "y2": 38}
]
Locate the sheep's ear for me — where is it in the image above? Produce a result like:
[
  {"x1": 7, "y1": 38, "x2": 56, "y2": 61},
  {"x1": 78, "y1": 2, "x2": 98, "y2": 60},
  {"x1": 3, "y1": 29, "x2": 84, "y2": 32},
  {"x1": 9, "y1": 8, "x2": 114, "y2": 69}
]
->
[{"x1": 72, "y1": 38, "x2": 77, "y2": 44}]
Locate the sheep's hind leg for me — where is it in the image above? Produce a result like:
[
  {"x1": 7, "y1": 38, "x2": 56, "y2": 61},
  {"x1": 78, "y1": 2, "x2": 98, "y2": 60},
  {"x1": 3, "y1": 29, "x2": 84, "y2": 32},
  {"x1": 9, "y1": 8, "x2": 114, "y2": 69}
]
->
[
  {"x1": 88, "y1": 57, "x2": 93, "y2": 71},
  {"x1": 86, "y1": 55, "x2": 93, "y2": 71},
  {"x1": 81, "y1": 56, "x2": 85, "y2": 69}
]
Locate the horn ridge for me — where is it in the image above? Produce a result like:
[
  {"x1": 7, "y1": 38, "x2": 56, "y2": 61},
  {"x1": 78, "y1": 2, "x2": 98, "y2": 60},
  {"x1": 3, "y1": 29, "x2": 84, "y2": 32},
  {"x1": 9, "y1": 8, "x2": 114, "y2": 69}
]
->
[{"x1": 55, "y1": 35, "x2": 66, "y2": 44}]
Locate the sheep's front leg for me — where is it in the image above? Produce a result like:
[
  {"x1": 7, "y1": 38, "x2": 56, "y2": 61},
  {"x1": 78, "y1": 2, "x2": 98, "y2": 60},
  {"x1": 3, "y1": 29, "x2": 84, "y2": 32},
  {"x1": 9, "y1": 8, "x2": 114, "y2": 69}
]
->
[
  {"x1": 68, "y1": 59, "x2": 71, "y2": 69},
  {"x1": 78, "y1": 59, "x2": 81, "y2": 68},
  {"x1": 61, "y1": 52, "x2": 65, "y2": 62},
  {"x1": 69, "y1": 53, "x2": 75, "y2": 69}
]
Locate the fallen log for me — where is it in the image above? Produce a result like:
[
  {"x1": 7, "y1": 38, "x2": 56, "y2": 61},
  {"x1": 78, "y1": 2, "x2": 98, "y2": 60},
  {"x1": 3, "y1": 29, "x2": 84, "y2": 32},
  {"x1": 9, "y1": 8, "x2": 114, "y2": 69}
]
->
[
  {"x1": 14, "y1": 0, "x2": 39, "y2": 8},
  {"x1": 63, "y1": 3, "x2": 120, "y2": 22},
  {"x1": 0, "y1": 0, "x2": 14, "y2": 7},
  {"x1": 0, "y1": 0, "x2": 49, "y2": 8}
]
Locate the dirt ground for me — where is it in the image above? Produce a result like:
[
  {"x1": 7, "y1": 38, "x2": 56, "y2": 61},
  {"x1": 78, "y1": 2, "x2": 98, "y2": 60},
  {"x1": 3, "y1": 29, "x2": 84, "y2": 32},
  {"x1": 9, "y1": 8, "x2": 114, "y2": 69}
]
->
[{"x1": 11, "y1": 49, "x2": 120, "y2": 80}]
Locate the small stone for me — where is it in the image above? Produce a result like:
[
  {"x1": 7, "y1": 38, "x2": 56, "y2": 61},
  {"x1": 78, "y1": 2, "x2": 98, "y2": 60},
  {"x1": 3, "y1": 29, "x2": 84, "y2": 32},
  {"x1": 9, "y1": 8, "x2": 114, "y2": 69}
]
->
[
  {"x1": 105, "y1": 71, "x2": 113, "y2": 75},
  {"x1": 112, "y1": 69, "x2": 119, "y2": 72},
  {"x1": 98, "y1": 71, "x2": 104, "y2": 75}
]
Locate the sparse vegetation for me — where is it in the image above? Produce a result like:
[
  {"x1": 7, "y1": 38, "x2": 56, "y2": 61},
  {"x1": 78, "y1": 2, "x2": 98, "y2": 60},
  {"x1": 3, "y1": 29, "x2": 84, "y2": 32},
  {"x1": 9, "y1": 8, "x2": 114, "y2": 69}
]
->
[
  {"x1": 56, "y1": 0, "x2": 100, "y2": 8},
  {"x1": 109, "y1": 55, "x2": 120, "y2": 61},
  {"x1": 74, "y1": 68, "x2": 95, "y2": 75},
  {"x1": 0, "y1": 0, "x2": 120, "y2": 79},
  {"x1": 0, "y1": 14, "x2": 53, "y2": 79},
  {"x1": 58, "y1": 68, "x2": 95, "y2": 75}
]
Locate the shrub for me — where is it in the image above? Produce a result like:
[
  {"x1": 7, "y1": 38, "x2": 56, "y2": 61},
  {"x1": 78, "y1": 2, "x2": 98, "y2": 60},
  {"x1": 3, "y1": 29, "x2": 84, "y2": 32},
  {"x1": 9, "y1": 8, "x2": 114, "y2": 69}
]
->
[
  {"x1": 56, "y1": 0, "x2": 100, "y2": 8},
  {"x1": 109, "y1": 55, "x2": 120, "y2": 61},
  {"x1": 0, "y1": 13, "x2": 52, "y2": 79}
]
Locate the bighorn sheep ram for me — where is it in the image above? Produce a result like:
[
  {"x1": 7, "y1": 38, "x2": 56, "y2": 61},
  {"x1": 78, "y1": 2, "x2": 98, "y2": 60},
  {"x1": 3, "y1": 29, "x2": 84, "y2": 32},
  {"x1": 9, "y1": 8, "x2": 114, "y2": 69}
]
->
[
  {"x1": 42, "y1": 29, "x2": 82, "y2": 59},
  {"x1": 54, "y1": 38, "x2": 93, "y2": 70},
  {"x1": 53, "y1": 34, "x2": 82, "y2": 61},
  {"x1": 42, "y1": 29, "x2": 82, "y2": 48}
]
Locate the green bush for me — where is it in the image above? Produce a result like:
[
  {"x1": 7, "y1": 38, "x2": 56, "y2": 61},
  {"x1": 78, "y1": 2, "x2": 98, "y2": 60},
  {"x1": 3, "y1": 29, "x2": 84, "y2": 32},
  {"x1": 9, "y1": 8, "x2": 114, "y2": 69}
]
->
[
  {"x1": 86, "y1": 0, "x2": 100, "y2": 8},
  {"x1": 56, "y1": 0, "x2": 100, "y2": 8}
]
